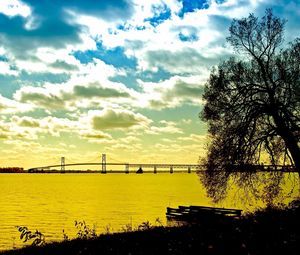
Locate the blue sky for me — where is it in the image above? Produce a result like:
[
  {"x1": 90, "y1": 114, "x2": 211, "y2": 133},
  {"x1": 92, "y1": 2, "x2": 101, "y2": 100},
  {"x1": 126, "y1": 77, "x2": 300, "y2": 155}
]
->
[{"x1": 0, "y1": 0, "x2": 299, "y2": 168}]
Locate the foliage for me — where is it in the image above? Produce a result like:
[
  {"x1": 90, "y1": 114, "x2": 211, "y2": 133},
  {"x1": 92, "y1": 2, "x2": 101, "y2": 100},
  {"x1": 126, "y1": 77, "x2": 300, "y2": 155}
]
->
[
  {"x1": 121, "y1": 223, "x2": 133, "y2": 232},
  {"x1": 103, "y1": 224, "x2": 112, "y2": 234},
  {"x1": 120, "y1": 218, "x2": 164, "y2": 233},
  {"x1": 155, "y1": 217, "x2": 164, "y2": 227},
  {"x1": 75, "y1": 220, "x2": 97, "y2": 239},
  {"x1": 62, "y1": 229, "x2": 69, "y2": 241},
  {"x1": 200, "y1": 9, "x2": 300, "y2": 202},
  {"x1": 137, "y1": 221, "x2": 152, "y2": 231},
  {"x1": 0, "y1": 167, "x2": 24, "y2": 173},
  {"x1": 16, "y1": 226, "x2": 45, "y2": 246}
]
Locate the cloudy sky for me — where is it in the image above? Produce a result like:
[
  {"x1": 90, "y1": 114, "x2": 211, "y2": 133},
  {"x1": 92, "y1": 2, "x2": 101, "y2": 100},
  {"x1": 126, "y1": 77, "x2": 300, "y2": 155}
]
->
[{"x1": 0, "y1": 0, "x2": 299, "y2": 168}]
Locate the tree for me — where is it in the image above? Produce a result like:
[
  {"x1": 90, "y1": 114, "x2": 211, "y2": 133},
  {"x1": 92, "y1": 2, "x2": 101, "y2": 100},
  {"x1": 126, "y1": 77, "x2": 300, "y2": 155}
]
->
[{"x1": 200, "y1": 9, "x2": 300, "y2": 201}]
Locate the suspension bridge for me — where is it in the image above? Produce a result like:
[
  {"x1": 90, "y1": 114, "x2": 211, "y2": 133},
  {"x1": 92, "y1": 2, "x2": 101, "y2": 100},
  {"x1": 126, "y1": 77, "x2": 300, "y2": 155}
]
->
[
  {"x1": 27, "y1": 154, "x2": 297, "y2": 174},
  {"x1": 28, "y1": 154, "x2": 199, "y2": 174}
]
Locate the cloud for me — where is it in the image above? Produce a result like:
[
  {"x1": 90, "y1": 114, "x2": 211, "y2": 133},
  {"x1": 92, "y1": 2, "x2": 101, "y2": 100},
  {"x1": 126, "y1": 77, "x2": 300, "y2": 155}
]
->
[
  {"x1": 49, "y1": 60, "x2": 79, "y2": 72},
  {"x1": 0, "y1": 118, "x2": 38, "y2": 140},
  {"x1": 73, "y1": 83, "x2": 130, "y2": 98},
  {"x1": 13, "y1": 116, "x2": 40, "y2": 128},
  {"x1": 92, "y1": 0, "x2": 281, "y2": 77},
  {"x1": 90, "y1": 108, "x2": 151, "y2": 130},
  {"x1": 13, "y1": 72, "x2": 206, "y2": 111},
  {"x1": 146, "y1": 120, "x2": 183, "y2": 135},
  {"x1": 0, "y1": 94, "x2": 32, "y2": 113},
  {"x1": 79, "y1": 130, "x2": 112, "y2": 140},
  {"x1": 61, "y1": 0, "x2": 134, "y2": 21},
  {"x1": 143, "y1": 48, "x2": 214, "y2": 74},
  {"x1": 15, "y1": 86, "x2": 66, "y2": 110},
  {"x1": 0, "y1": 0, "x2": 134, "y2": 59},
  {"x1": 178, "y1": 133, "x2": 207, "y2": 142},
  {"x1": 0, "y1": 60, "x2": 18, "y2": 76},
  {"x1": 0, "y1": 0, "x2": 31, "y2": 18},
  {"x1": 165, "y1": 79, "x2": 204, "y2": 98},
  {"x1": 138, "y1": 75, "x2": 206, "y2": 109},
  {"x1": 14, "y1": 80, "x2": 133, "y2": 111},
  {"x1": 13, "y1": 47, "x2": 83, "y2": 74},
  {"x1": 8, "y1": 115, "x2": 79, "y2": 138},
  {"x1": 144, "y1": 3, "x2": 172, "y2": 27},
  {"x1": 182, "y1": 118, "x2": 192, "y2": 124},
  {"x1": 178, "y1": 0, "x2": 209, "y2": 17},
  {"x1": 0, "y1": 133, "x2": 9, "y2": 139},
  {"x1": 0, "y1": 12, "x2": 81, "y2": 58},
  {"x1": 7, "y1": 115, "x2": 113, "y2": 141},
  {"x1": 13, "y1": 59, "x2": 135, "y2": 111}
]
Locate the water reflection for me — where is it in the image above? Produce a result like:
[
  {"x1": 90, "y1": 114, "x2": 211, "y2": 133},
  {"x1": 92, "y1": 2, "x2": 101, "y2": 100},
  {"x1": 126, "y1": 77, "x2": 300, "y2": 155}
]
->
[{"x1": 0, "y1": 173, "x2": 298, "y2": 250}]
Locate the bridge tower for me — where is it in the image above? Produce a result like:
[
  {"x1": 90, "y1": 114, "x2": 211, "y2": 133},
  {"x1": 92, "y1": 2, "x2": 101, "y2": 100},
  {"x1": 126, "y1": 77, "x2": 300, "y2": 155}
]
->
[
  {"x1": 61, "y1": 157, "x2": 65, "y2": 173},
  {"x1": 101, "y1": 154, "x2": 106, "y2": 174},
  {"x1": 125, "y1": 164, "x2": 129, "y2": 174}
]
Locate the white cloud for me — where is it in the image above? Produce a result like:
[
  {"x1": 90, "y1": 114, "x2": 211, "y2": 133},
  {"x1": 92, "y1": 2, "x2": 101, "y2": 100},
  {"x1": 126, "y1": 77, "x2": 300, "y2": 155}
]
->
[
  {"x1": 178, "y1": 134, "x2": 208, "y2": 142},
  {"x1": 12, "y1": 72, "x2": 206, "y2": 112},
  {"x1": 0, "y1": 0, "x2": 31, "y2": 17},
  {"x1": 13, "y1": 59, "x2": 137, "y2": 111},
  {"x1": 8, "y1": 115, "x2": 79, "y2": 138},
  {"x1": 14, "y1": 47, "x2": 81, "y2": 74},
  {"x1": 137, "y1": 75, "x2": 207, "y2": 109},
  {"x1": 146, "y1": 120, "x2": 183, "y2": 135},
  {"x1": 2, "y1": 114, "x2": 113, "y2": 142},
  {"x1": 0, "y1": 61, "x2": 18, "y2": 76},
  {"x1": 79, "y1": 130, "x2": 112, "y2": 140},
  {"x1": 88, "y1": 108, "x2": 152, "y2": 130},
  {"x1": 76, "y1": 0, "x2": 271, "y2": 76},
  {"x1": 0, "y1": 94, "x2": 32, "y2": 114}
]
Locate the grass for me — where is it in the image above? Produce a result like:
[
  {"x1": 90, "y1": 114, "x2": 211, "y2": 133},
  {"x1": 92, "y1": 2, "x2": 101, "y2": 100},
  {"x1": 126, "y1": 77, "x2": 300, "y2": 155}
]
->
[{"x1": 1, "y1": 202, "x2": 300, "y2": 255}]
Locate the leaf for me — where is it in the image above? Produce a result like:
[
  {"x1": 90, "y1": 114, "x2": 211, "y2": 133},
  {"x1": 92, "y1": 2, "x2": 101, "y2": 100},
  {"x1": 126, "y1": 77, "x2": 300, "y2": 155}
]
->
[{"x1": 20, "y1": 231, "x2": 26, "y2": 240}]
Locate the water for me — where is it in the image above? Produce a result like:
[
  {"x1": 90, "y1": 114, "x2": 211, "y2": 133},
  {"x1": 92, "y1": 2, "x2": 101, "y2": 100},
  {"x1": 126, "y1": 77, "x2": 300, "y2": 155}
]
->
[{"x1": 0, "y1": 173, "x2": 298, "y2": 251}]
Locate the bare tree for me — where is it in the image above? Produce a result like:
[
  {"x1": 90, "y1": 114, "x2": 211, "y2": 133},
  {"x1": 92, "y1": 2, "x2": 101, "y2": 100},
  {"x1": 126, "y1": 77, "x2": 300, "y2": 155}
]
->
[{"x1": 200, "y1": 9, "x2": 300, "y2": 202}]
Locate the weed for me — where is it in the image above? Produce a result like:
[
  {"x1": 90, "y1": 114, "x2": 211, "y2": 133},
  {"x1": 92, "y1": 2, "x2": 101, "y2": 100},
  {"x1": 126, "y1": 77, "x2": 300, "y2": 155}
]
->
[
  {"x1": 121, "y1": 223, "x2": 133, "y2": 232},
  {"x1": 62, "y1": 229, "x2": 69, "y2": 241},
  {"x1": 155, "y1": 218, "x2": 164, "y2": 227},
  {"x1": 75, "y1": 220, "x2": 97, "y2": 239},
  {"x1": 16, "y1": 226, "x2": 45, "y2": 246},
  {"x1": 103, "y1": 224, "x2": 112, "y2": 234},
  {"x1": 138, "y1": 221, "x2": 152, "y2": 231}
]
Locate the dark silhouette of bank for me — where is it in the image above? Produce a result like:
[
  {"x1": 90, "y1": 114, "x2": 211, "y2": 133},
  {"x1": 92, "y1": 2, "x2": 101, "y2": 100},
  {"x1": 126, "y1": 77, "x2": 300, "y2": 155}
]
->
[
  {"x1": 2, "y1": 202, "x2": 300, "y2": 255},
  {"x1": 200, "y1": 9, "x2": 300, "y2": 202}
]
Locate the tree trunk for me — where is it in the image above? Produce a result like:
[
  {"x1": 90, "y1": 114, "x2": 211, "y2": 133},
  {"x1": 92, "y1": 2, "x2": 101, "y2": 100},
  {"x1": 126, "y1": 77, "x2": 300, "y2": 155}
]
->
[{"x1": 272, "y1": 113, "x2": 300, "y2": 173}]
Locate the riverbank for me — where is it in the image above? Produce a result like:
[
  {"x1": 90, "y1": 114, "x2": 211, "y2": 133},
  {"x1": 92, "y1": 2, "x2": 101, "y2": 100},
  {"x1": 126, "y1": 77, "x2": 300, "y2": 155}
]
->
[{"x1": 2, "y1": 202, "x2": 299, "y2": 255}]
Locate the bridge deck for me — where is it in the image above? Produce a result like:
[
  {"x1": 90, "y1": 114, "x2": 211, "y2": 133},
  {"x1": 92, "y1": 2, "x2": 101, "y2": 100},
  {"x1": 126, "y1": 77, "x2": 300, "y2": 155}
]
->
[
  {"x1": 28, "y1": 163, "x2": 297, "y2": 172},
  {"x1": 29, "y1": 163, "x2": 199, "y2": 170}
]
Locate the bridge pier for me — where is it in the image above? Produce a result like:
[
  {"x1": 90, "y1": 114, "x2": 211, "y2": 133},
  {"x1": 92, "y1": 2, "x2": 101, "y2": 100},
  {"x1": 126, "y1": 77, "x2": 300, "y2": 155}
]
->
[
  {"x1": 154, "y1": 166, "x2": 157, "y2": 174},
  {"x1": 125, "y1": 164, "x2": 129, "y2": 174},
  {"x1": 170, "y1": 166, "x2": 173, "y2": 174},
  {"x1": 101, "y1": 154, "x2": 107, "y2": 174},
  {"x1": 61, "y1": 157, "x2": 65, "y2": 173},
  {"x1": 188, "y1": 166, "x2": 191, "y2": 173}
]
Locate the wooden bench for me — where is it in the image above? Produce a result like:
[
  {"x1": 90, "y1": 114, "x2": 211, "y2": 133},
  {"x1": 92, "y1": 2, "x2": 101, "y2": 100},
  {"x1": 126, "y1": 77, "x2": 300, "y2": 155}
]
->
[{"x1": 166, "y1": 205, "x2": 242, "y2": 221}]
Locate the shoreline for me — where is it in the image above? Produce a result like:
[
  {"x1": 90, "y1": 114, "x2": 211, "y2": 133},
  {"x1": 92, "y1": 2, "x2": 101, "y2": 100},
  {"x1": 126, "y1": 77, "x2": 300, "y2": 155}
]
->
[{"x1": 2, "y1": 204, "x2": 299, "y2": 255}]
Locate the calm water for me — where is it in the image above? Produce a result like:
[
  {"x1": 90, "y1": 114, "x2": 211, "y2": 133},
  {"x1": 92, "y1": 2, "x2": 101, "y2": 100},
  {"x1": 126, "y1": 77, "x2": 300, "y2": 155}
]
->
[{"x1": 0, "y1": 173, "x2": 298, "y2": 250}]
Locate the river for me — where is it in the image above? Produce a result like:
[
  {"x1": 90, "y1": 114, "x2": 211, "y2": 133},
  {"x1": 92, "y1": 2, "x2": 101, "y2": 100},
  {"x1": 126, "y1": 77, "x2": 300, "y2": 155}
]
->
[{"x1": 0, "y1": 173, "x2": 298, "y2": 251}]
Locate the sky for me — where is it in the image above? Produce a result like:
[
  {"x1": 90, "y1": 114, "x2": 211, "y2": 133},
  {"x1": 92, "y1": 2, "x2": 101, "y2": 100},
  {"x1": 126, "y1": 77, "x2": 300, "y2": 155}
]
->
[{"x1": 0, "y1": 0, "x2": 299, "y2": 168}]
